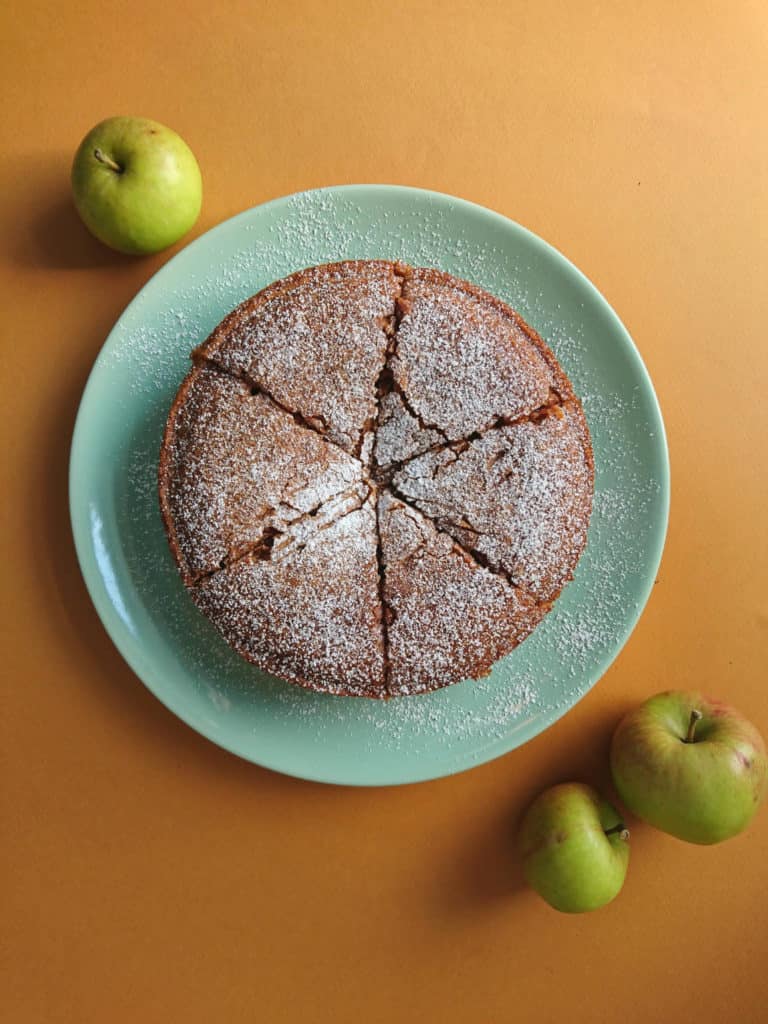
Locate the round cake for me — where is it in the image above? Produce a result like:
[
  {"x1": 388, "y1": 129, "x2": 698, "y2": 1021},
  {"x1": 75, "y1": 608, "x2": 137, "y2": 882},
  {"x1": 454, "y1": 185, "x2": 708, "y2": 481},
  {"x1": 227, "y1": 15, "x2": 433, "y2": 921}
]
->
[{"x1": 158, "y1": 261, "x2": 594, "y2": 698}]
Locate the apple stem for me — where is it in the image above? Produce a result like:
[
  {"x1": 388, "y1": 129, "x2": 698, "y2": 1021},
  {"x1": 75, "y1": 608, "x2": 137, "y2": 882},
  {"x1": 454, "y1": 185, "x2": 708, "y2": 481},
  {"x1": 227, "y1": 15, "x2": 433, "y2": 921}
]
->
[
  {"x1": 685, "y1": 708, "x2": 703, "y2": 743},
  {"x1": 604, "y1": 823, "x2": 630, "y2": 840},
  {"x1": 93, "y1": 148, "x2": 123, "y2": 174}
]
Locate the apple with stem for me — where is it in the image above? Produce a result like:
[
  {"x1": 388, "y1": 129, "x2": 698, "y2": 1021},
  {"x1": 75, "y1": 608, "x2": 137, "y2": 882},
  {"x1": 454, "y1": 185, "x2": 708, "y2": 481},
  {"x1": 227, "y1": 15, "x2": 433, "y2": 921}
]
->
[
  {"x1": 518, "y1": 782, "x2": 630, "y2": 913},
  {"x1": 71, "y1": 116, "x2": 202, "y2": 255},
  {"x1": 610, "y1": 691, "x2": 767, "y2": 844}
]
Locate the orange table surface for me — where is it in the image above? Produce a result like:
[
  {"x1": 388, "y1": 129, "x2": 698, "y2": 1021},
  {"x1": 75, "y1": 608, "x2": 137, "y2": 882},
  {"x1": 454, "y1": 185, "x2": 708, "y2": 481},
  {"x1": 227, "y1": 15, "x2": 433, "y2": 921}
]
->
[{"x1": 2, "y1": 3, "x2": 767, "y2": 1022}]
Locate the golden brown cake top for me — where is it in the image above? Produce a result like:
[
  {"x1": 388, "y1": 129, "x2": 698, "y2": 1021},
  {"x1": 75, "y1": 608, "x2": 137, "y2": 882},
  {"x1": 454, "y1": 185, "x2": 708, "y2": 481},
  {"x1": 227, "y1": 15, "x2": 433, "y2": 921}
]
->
[{"x1": 159, "y1": 260, "x2": 594, "y2": 697}]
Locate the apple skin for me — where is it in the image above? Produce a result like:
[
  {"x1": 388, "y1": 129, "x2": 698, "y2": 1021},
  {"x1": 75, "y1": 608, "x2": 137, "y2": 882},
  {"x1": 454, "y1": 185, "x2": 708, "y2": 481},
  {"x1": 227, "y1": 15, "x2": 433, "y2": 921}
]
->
[
  {"x1": 71, "y1": 116, "x2": 202, "y2": 255},
  {"x1": 518, "y1": 783, "x2": 630, "y2": 913},
  {"x1": 610, "y1": 691, "x2": 767, "y2": 844}
]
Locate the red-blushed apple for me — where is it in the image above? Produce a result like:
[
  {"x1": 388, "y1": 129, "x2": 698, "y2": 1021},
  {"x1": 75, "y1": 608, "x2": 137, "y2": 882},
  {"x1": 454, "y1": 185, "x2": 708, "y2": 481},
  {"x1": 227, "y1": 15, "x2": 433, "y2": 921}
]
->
[
  {"x1": 71, "y1": 116, "x2": 202, "y2": 255},
  {"x1": 518, "y1": 782, "x2": 630, "y2": 913},
  {"x1": 610, "y1": 690, "x2": 767, "y2": 844}
]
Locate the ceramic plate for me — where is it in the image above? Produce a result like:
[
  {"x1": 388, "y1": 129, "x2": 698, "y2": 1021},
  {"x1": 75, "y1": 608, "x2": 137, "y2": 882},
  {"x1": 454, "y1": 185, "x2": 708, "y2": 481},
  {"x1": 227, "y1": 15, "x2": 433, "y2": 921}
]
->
[{"x1": 70, "y1": 185, "x2": 669, "y2": 786}]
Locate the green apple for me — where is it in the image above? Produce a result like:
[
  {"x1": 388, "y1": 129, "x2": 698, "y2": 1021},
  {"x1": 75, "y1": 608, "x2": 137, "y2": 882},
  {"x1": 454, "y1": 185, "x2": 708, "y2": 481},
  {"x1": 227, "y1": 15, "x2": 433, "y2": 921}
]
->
[
  {"x1": 71, "y1": 116, "x2": 202, "y2": 255},
  {"x1": 610, "y1": 690, "x2": 767, "y2": 844},
  {"x1": 518, "y1": 782, "x2": 630, "y2": 913}
]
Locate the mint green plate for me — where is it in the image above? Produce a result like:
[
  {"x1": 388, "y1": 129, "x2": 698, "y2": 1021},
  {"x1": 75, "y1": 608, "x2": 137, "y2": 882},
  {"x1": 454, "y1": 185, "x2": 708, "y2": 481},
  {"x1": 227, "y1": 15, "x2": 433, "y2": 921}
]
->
[{"x1": 69, "y1": 185, "x2": 669, "y2": 786}]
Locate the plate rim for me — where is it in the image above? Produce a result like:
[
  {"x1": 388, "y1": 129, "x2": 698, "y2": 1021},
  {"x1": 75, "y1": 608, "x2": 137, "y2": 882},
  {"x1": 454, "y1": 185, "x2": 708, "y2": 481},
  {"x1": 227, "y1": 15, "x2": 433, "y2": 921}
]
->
[{"x1": 69, "y1": 183, "x2": 670, "y2": 786}]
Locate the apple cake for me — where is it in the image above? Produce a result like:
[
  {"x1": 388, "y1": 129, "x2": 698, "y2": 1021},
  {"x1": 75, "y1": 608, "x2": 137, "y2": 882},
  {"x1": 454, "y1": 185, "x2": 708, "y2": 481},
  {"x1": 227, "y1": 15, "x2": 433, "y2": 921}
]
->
[{"x1": 158, "y1": 260, "x2": 594, "y2": 697}]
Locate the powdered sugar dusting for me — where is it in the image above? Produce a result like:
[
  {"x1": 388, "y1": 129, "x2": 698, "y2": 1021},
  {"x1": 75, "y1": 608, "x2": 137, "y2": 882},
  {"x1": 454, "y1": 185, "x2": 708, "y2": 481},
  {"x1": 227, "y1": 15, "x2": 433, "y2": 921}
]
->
[
  {"x1": 373, "y1": 391, "x2": 443, "y2": 469},
  {"x1": 161, "y1": 363, "x2": 364, "y2": 581},
  {"x1": 379, "y1": 493, "x2": 545, "y2": 695},
  {"x1": 392, "y1": 403, "x2": 593, "y2": 603},
  {"x1": 192, "y1": 497, "x2": 386, "y2": 697},
  {"x1": 393, "y1": 269, "x2": 555, "y2": 439},
  {"x1": 199, "y1": 261, "x2": 400, "y2": 453}
]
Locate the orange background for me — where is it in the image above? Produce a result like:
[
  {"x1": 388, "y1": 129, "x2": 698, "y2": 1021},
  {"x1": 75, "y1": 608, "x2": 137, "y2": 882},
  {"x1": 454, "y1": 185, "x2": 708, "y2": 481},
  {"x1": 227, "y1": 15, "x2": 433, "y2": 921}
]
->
[{"x1": 2, "y1": 2, "x2": 767, "y2": 1021}]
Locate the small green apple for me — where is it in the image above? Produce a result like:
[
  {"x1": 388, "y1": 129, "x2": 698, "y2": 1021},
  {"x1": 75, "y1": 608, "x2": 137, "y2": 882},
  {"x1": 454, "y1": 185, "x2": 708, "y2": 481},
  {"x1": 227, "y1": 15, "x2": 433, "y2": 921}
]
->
[
  {"x1": 518, "y1": 782, "x2": 630, "y2": 913},
  {"x1": 610, "y1": 690, "x2": 767, "y2": 844},
  {"x1": 71, "y1": 116, "x2": 202, "y2": 255}
]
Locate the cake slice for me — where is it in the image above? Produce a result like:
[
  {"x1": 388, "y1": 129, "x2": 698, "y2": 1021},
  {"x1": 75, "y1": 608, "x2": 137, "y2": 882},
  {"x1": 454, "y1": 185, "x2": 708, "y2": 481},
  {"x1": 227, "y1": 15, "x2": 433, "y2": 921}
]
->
[
  {"x1": 195, "y1": 260, "x2": 403, "y2": 455},
  {"x1": 192, "y1": 494, "x2": 385, "y2": 697},
  {"x1": 391, "y1": 403, "x2": 594, "y2": 603},
  {"x1": 390, "y1": 267, "x2": 567, "y2": 445},
  {"x1": 378, "y1": 492, "x2": 544, "y2": 696},
  {"x1": 159, "y1": 363, "x2": 364, "y2": 583}
]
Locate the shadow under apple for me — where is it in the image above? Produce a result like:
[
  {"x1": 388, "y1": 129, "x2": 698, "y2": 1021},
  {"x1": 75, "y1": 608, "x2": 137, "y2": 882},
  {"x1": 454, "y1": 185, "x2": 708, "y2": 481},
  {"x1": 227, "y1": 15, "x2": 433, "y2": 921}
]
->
[
  {"x1": 18, "y1": 190, "x2": 129, "y2": 271},
  {"x1": 3, "y1": 151, "x2": 128, "y2": 270},
  {"x1": 433, "y1": 698, "x2": 635, "y2": 916}
]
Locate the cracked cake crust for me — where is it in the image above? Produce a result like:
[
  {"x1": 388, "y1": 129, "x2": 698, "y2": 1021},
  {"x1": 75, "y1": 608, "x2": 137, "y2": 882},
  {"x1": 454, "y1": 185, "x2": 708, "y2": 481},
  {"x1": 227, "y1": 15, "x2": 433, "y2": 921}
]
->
[
  {"x1": 390, "y1": 401, "x2": 593, "y2": 604},
  {"x1": 192, "y1": 495, "x2": 385, "y2": 697},
  {"x1": 194, "y1": 260, "x2": 404, "y2": 454},
  {"x1": 377, "y1": 492, "x2": 547, "y2": 696},
  {"x1": 158, "y1": 362, "x2": 366, "y2": 586},
  {"x1": 158, "y1": 260, "x2": 594, "y2": 697}
]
